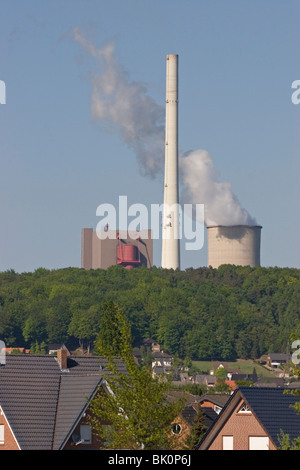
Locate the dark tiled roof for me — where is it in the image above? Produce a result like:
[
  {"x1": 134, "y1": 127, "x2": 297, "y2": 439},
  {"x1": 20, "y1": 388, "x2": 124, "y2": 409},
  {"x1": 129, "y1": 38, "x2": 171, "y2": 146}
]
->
[
  {"x1": 268, "y1": 353, "x2": 290, "y2": 361},
  {"x1": 182, "y1": 404, "x2": 218, "y2": 429},
  {"x1": 181, "y1": 404, "x2": 197, "y2": 426},
  {"x1": 198, "y1": 393, "x2": 230, "y2": 407},
  {"x1": 239, "y1": 386, "x2": 300, "y2": 447},
  {"x1": 230, "y1": 373, "x2": 257, "y2": 382},
  {"x1": 253, "y1": 377, "x2": 285, "y2": 387},
  {"x1": 201, "y1": 407, "x2": 218, "y2": 428},
  {"x1": 53, "y1": 374, "x2": 102, "y2": 450},
  {"x1": 0, "y1": 354, "x2": 126, "y2": 450},
  {"x1": 196, "y1": 386, "x2": 300, "y2": 449},
  {"x1": 0, "y1": 355, "x2": 61, "y2": 450}
]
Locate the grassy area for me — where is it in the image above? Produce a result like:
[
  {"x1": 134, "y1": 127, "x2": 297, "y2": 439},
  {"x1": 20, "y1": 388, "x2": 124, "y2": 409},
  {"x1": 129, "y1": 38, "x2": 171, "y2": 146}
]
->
[{"x1": 191, "y1": 359, "x2": 275, "y2": 378}]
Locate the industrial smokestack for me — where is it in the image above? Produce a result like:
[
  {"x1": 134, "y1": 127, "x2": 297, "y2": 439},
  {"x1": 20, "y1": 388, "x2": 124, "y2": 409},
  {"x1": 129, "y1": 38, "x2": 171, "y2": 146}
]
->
[
  {"x1": 207, "y1": 225, "x2": 262, "y2": 268},
  {"x1": 161, "y1": 54, "x2": 180, "y2": 270}
]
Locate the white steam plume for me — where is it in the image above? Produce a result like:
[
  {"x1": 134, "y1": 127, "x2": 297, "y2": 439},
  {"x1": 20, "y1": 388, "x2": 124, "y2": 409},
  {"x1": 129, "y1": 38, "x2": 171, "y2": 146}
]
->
[
  {"x1": 179, "y1": 150, "x2": 257, "y2": 226},
  {"x1": 71, "y1": 28, "x2": 164, "y2": 177},
  {"x1": 71, "y1": 30, "x2": 256, "y2": 226}
]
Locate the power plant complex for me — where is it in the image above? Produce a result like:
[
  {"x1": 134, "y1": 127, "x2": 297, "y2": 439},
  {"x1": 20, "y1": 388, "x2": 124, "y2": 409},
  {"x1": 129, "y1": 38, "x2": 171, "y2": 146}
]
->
[{"x1": 81, "y1": 54, "x2": 262, "y2": 270}]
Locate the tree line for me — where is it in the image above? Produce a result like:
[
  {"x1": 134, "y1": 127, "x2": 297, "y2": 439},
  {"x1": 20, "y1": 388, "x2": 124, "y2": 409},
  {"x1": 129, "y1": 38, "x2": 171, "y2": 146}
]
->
[{"x1": 0, "y1": 264, "x2": 299, "y2": 360}]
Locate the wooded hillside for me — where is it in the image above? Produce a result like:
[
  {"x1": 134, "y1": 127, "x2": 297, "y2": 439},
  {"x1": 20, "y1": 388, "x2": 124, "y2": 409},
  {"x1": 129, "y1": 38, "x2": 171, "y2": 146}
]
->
[{"x1": 0, "y1": 265, "x2": 299, "y2": 360}]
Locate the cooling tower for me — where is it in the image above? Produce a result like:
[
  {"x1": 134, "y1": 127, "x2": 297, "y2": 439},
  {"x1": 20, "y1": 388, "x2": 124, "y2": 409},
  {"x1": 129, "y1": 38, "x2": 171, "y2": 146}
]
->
[
  {"x1": 207, "y1": 225, "x2": 262, "y2": 268},
  {"x1": 161, "y1": 54, "x2": 180, "y2": 270}
]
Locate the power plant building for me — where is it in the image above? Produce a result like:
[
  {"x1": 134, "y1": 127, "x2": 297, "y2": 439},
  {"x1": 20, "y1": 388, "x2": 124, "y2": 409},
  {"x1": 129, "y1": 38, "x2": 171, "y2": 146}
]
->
[
  {"x1": 81, "y1": 228, "x2": 153, "y2": 270},
  {"x1": 207, "y1": 225, "x2": 262, "y2": 268}
]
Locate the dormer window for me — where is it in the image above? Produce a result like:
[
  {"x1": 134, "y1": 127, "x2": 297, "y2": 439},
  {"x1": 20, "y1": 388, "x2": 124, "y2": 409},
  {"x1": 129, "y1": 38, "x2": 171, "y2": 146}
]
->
[
  {"x1": 237, "y1": 402, "x2": 251, "y2": 414},
  {"x1": 214, "y1": 405, "x2": 222, "y2": 415}
]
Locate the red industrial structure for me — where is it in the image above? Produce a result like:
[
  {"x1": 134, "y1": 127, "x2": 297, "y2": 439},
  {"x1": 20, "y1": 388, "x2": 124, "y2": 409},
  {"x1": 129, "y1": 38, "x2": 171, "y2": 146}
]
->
[
  {"x1": 117, "y1": 235, "x2": 141, "y2": 269},
  {"x1": 81, "y1": 228, "x2": 152, "y2": 270}
]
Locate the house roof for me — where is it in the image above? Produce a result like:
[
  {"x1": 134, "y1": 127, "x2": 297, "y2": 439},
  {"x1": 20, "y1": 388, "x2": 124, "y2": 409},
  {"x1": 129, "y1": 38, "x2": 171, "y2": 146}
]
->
[
  {"x1": 47, "y1": 343, "x2": 69, "y2": 354},
  {"x1": 253, "y1": 377, "x2": 285, "y2": 388},
  {"x1": 181, "y1": 404, "x2": 218, "y2": 429},
  {"x1": 196, "y1": 387, "x2": 300, "y2": 450},
  {"x1": 239, "y1": 387, "x2": 300, "y2": 447},
  {"x1": 0, "y1": 354, "x2": 126, "y2": 450},
  {"x1": 152, "y1": 351, "x2": 172, "y2": 359},
  {"x1": 229, "y1": 373, "x2": 257, "y2": 382},
  {"x1": 198, "y1": 393, "x2": 230, "y2": 408},
  {"x1": 268, "y1": 353, "x2": 290, "y2": 362},
  {"x1": 53, "y1": 374, "x2": 102, "y2": 450}
]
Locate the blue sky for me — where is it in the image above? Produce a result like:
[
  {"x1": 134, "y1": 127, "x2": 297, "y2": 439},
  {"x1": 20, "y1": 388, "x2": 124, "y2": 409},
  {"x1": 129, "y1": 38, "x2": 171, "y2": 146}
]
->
[{"x1": 0, "y1": 0, "x2": 299, "y2": 272}]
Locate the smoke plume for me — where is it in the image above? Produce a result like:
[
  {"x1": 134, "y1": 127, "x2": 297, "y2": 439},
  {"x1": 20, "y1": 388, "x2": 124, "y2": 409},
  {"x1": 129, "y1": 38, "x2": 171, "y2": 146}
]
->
[
  {"x1": 71, "y1": 29, "x2": 256, "y2": 226},
  {"x1": 179, "y1": 150, "x2": 256, "y2": 226},
  {"x1": 71, "y1": 28, "x2": 165, "y2": 177}
]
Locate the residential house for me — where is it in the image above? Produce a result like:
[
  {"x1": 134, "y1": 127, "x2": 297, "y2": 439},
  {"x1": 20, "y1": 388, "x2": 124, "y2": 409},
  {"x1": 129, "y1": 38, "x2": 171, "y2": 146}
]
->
[
  {"x1": 197, "y1": 393, "x2": 230, "y2": 415},
  {"x1": 152, "y1": 350, "x2": 173, "y2": 377},
  {"x1": 253, "y1": 377, "x2": 285, "y2": 388},
  {"x1": 196, "y1": 386, "x2": 300, "y2": 450},
  {"x1": 167, "y1": 390, "x2": 218, "y2": 448},
  {"x1": 47, "y1": 343, "x2": 70, "y2": 356},
  {"x1": 0, "y1": 350, "x2": 126, "y2": 450},
  {"x1": 2, "y1": 347, "x2": 30, "y2": 355},
  {"x1": 142, "y1": 337, "x2": 160, "y2": 352},
  {"x1": 227, "y1": 372, "x2": 258, "y2": 383},
  {"x1": 171, "y1": 404, "x2": 218, "y2": 448},
  {"x1": 266, "y1": 353, "x2": 291, "y2": 369},
  {"x1": 193, "y1": 374, "x2": 217, "y2": 388}
]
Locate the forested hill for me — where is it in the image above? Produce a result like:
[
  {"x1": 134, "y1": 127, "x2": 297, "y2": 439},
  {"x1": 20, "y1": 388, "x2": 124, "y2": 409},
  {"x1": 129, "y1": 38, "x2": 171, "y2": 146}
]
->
[{"x1": 0, "y1": 265, "x2": 299, "y2": 361}]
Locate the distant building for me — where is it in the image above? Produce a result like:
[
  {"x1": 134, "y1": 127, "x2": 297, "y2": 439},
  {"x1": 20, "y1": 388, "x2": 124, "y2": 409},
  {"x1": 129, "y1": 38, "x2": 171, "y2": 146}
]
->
[
  {"x1": 47, "y1": 343, "x2": 70, "y2": 356},
  {"x1": 81, "y1": 228, "x2": 153, "y2": 270},
  {"x1": 2, "y1": 347, "x2": 30, "y2": 355},
  {"x1": 266, "y1": 353, "x2": 291, "y2": 369}
]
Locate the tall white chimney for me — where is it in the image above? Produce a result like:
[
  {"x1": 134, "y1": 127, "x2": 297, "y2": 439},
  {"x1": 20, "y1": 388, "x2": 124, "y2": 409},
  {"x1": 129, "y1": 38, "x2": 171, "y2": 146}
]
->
[{"x1": 161, "y1": 54, "x2": 180, "y2": 270}]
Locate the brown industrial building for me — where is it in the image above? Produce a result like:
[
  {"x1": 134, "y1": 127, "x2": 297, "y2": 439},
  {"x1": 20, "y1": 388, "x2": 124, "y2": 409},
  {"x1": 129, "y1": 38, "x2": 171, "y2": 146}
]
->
[{"x1": 81, "y1": 228, "x2": 153, "y2": 270}]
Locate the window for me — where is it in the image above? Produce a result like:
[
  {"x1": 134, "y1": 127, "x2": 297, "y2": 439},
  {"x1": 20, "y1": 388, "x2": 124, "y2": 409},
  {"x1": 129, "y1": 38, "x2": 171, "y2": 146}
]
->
[
  {"x1": 80, "y1": 425, "x2": 92, "y2": 444},
  {"x1": 249, "y1": 436, "x2": 269, "y2": 450},
  {"x1": 214, "y1": 405, "x2": 222, "y2": 414},
  {"x1": 171, "y1": 423, "x2": 182, "y2": 435},
  {"x1": 0, "y1": 425, "x2": 4, "y2": 444},
  {"x1": 238, "y1": 402, "x2": 251, "y2": 414},
  {"x1": 222, "y1": 435, "x2": 233, "y2": 450}
]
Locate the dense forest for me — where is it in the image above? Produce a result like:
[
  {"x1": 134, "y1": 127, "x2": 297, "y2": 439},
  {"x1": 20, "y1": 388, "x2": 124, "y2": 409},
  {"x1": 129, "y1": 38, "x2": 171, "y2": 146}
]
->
[{"x1": 0, "y1": 265, "x2": 299, "y2": 361}]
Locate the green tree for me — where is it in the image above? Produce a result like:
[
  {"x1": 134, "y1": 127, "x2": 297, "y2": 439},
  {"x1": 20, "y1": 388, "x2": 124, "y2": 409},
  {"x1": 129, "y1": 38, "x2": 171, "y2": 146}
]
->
[
  {"x1": 90, "y1": 303, "x2": 184, "y2": 450},
  {"x1": 23, "y1": 312, "x2": 47, "y2": 345},
  {"x1": 278, "y1": 429, "x2": 300, "y2": 450},
  {"x1": 95, "y1": 300, "x2": 124, "y2": 356},
  {"x1": 214, "y1": 366, "x2": 230, "y2": 393},
  {"x1": 184, "y1": 408, "x2": 207, "y2": 449},
  {"x1": 68, "y1": 305, "x2": 100, "y2": 352},
  {"x1": 279, "y1": 341, "x2": 300, "y2": 450}
]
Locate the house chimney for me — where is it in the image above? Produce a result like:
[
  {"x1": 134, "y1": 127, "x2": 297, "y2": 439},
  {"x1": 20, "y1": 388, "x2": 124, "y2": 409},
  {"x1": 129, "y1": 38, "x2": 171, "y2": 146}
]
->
[
  {"x1": 57, "y1": 348, "x2": 68, "y2": 370},
  {"x1": 0, "y1": 340, "x2": 5, "y2": 366}
]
